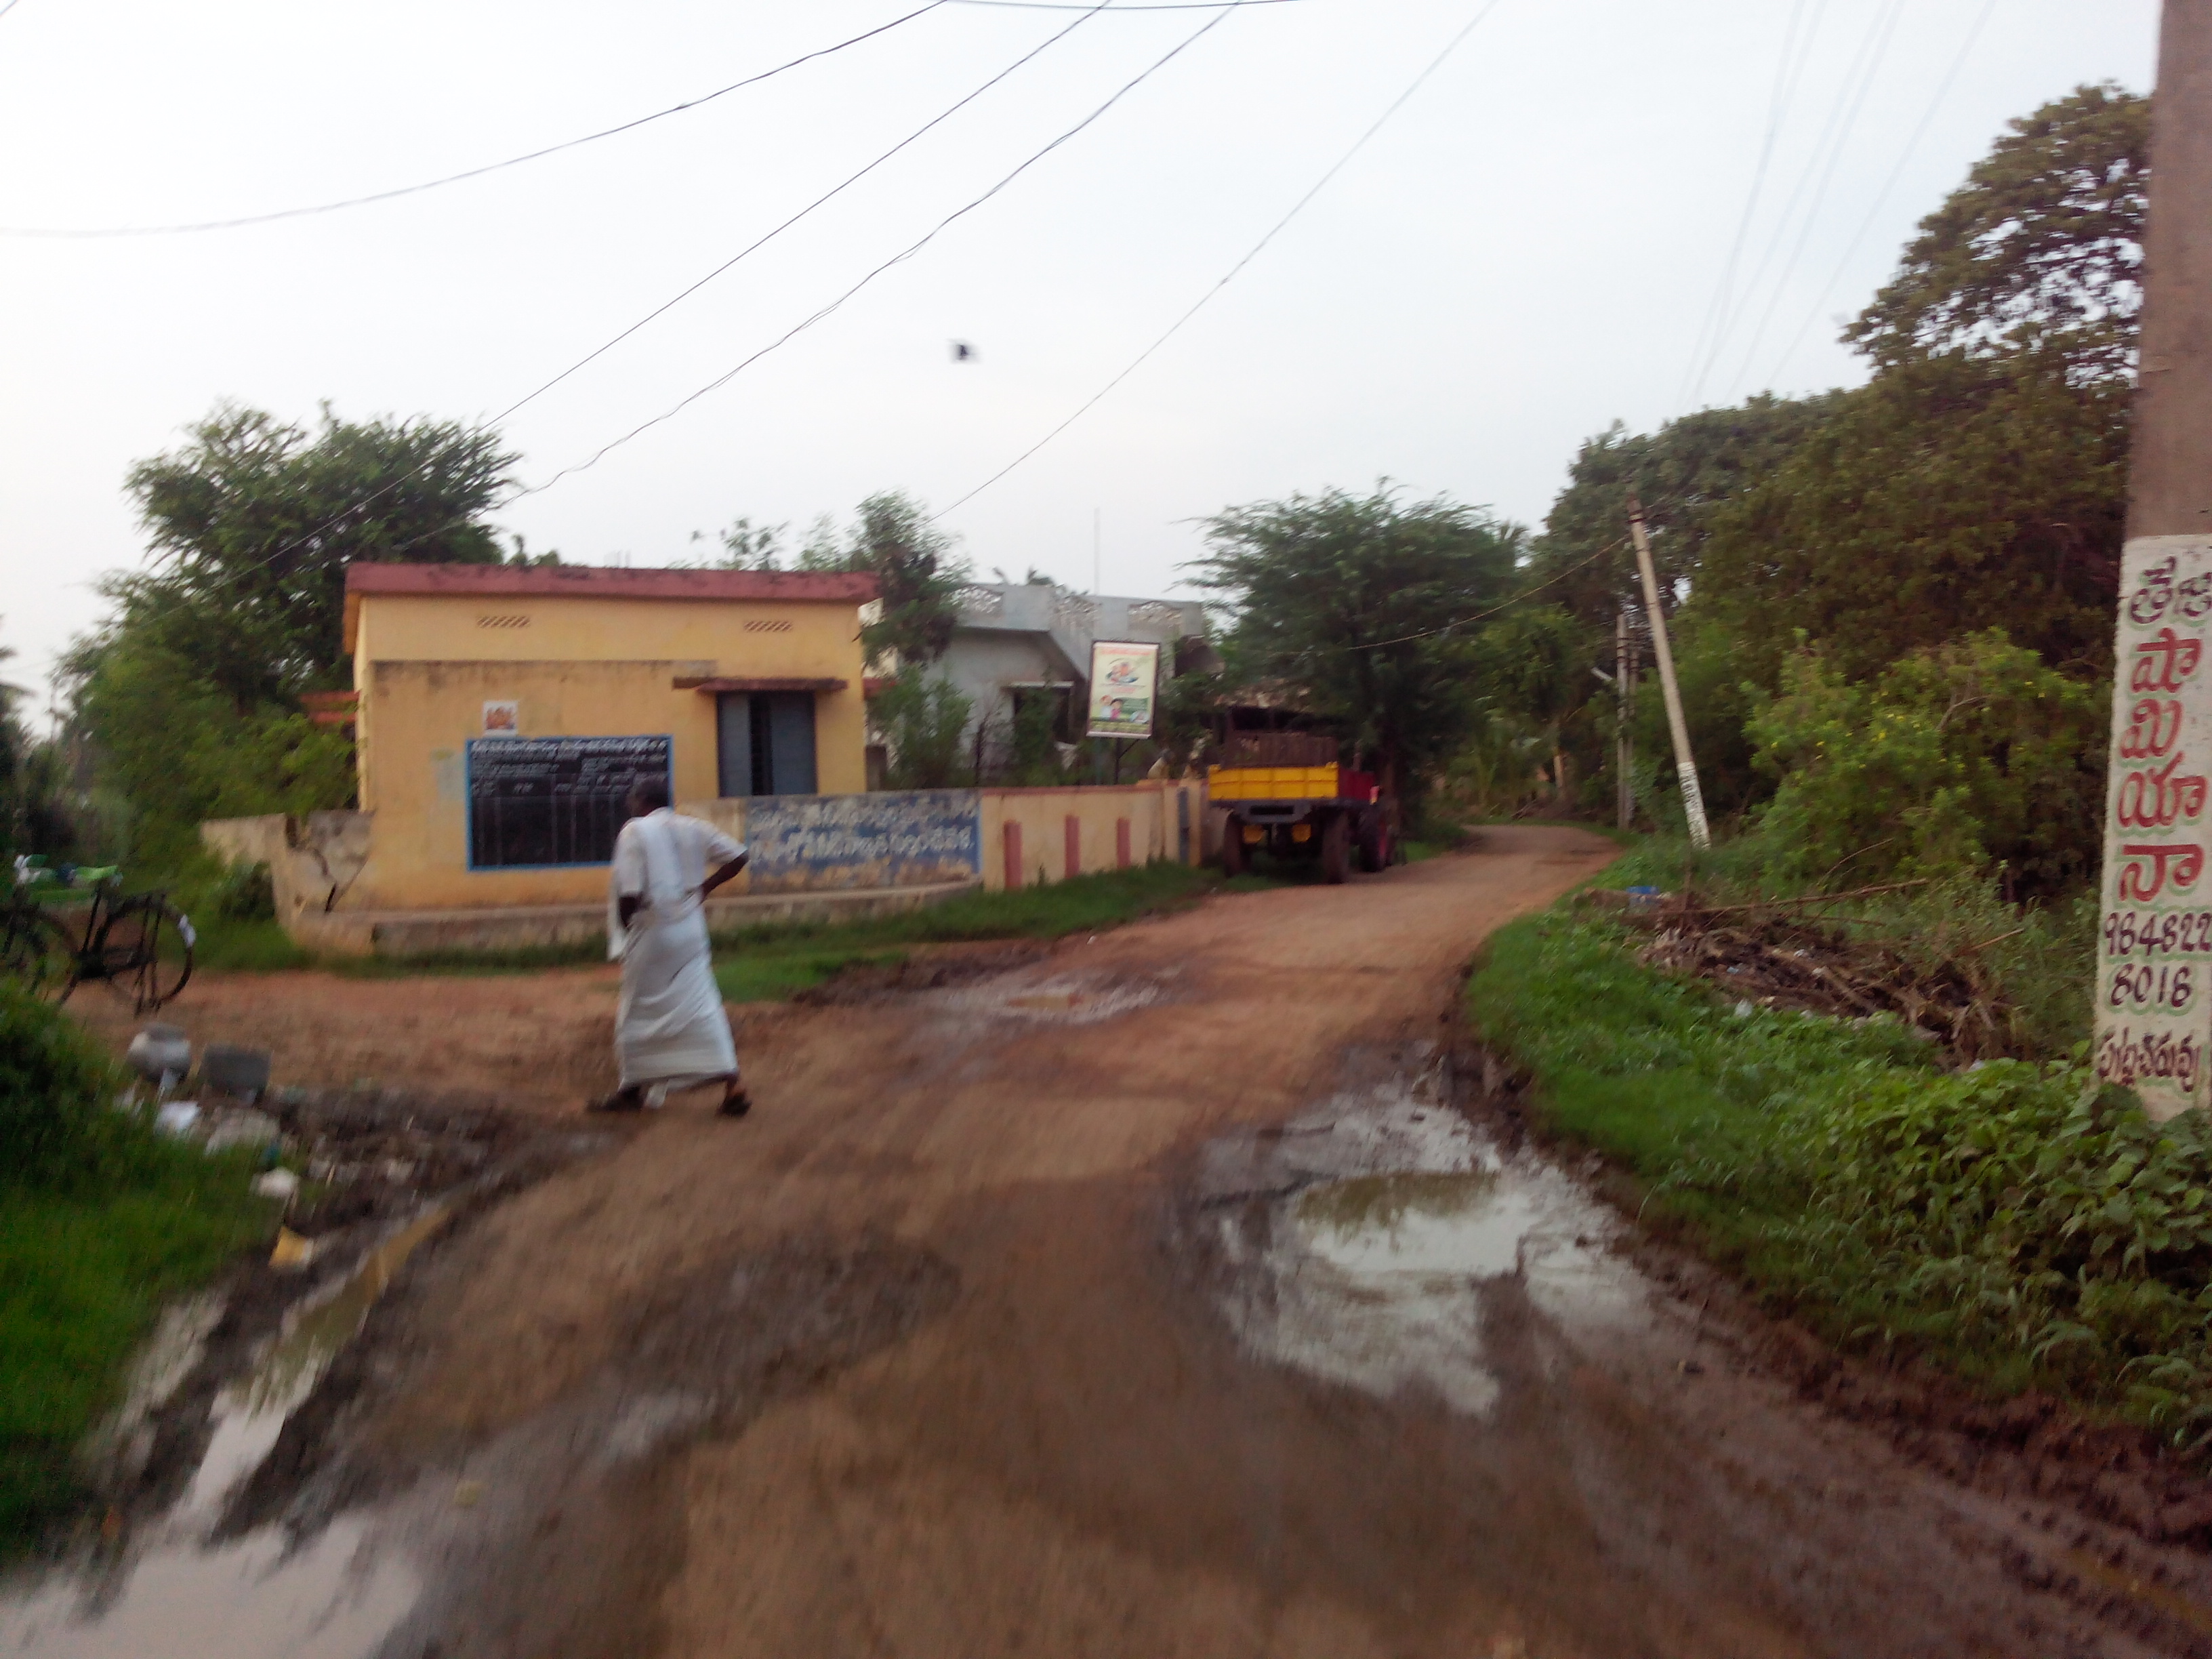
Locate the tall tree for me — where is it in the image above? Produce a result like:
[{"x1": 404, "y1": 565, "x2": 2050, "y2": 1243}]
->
[
  {"x1": 66, "y1": 403, "x2": 516, "y2": 870},
  {"x1": 1694, "y1": 87, "x2": 2145, "y2": 685},
  {"x1": 1530, "y1": 392, "x2": 1844, "y2": 631},
  {"x1": 1193, "y1": 486, "x2": 1522, "y2": 816},
  {"x1": 104, "y1": 404, "x2": 516, "y2": 706},
  {"x1": 1846, "y1": 83, "x2": 2148, "y2": 384},
  {"x1": 799, "y1": 491, "x2": 970, "y2": 666}
]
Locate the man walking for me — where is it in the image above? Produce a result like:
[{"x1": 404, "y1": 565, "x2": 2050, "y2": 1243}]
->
[{"x1": 591, "y1": 777, "x2": 752, "y2": 1118}]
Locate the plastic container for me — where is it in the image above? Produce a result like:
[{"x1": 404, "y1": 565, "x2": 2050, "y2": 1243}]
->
[{"x1": 201, "y1": 1044, "x2": 272, "y2": 1099}]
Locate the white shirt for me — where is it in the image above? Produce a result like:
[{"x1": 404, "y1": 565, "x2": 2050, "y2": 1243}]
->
[{"x1": 608, "y1": 808, "x2": 745, "y2": 953}]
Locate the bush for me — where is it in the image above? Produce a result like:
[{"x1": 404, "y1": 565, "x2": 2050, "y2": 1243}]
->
[
  {"x1": 0, "y1": 980, "x2": 130, "y2": 1189},
  {"x1": 874, "y1": 674, "x2": 972, "y2": 790},
  {"x1": 1748, "y1": 628, "x2": 2105, "y2": 897}
]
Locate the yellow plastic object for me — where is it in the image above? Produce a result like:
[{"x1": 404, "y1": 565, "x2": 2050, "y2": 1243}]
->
[
  {"x1": 1290, "y1": 822, "x2": 1312, "y2": 842},
  {"x1": 1208, "y1": 764, "x2": 1339, "y2": 801}
]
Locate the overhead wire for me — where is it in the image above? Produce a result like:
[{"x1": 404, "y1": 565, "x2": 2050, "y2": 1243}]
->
[
  {"x1": 146, "y1": 0, "x2": 1126, "y2": 601},
  {"x1": 1675, "y1": 0, "x2": 1811, "y2": 413},
  {"x1": 1689, "y1": 0, "x2": 1889, "y2": 401},
  {"x1": 933, "y1": 0, "x2": 1509, "y2": 522},
  {"x1": 0, "y1": 3, "x2": 950, "y2": 237},
  {"x1": 510, "y1": 0, "x2": 1240, "y2": 502},
  {"x1": 1718, "y1": 0, "x2": 1907, "y2": 397},
  {"x1": 1761, "y1": 0, "x2": 1999, "y2": 387}
]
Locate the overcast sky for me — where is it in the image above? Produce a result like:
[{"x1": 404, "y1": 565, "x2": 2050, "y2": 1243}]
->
[{"x1": 0, "y1": 0, "x2": 2158, "y2": 708}]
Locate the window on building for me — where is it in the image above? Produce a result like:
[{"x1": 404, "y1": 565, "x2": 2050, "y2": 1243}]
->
[{"x1": 716, "y1": 692, "x2": 818, "y2": 797}]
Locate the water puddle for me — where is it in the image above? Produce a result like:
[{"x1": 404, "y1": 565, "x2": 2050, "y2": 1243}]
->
[
  {"x1": 0, "y1": 1208, "x2": 451, "y2": 1658},
  {"x1": 1199, "y1": 1065, "x2": 1644, "y2": 1417},
  {"x1": 947, "y1": 970, "x2": 1168, "y2": 1025}
]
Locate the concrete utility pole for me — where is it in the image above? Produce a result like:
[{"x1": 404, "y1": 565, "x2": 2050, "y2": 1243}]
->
[
  {"x1": 2093, "y1": 3, "x2": 2212, "y2": 1120},
  {"x1": 1614, "y1": 610, "x2": 1637, "y2": 832},
  {"x1": 1626, "y1": 494, "x2": 1709, "y2": 848}
]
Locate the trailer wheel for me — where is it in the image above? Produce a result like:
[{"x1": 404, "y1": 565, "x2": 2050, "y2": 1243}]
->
[
  {"x1": 1321, "y1": 810, "x2": 1351, "y2": 884},
  {"x1": 1221, "y1": 815, "x2": 1248, "y2": 876},
  {"x1": 1356, "y1": 808, "x2": 1390, "y2": 874}
]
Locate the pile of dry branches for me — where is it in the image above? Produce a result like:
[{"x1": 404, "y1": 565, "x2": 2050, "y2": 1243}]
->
[{"x1": 1597, "y1": 882, "x2": 2023, "y2": 1062}]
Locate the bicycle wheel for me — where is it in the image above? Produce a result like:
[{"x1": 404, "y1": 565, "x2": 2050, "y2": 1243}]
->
[
  {"x1": 95, "y1": 896, "x2": 194, "y2": 1013},
  {"x1": 1, "y1": 906, "x2": 74, "y2": 1001}
]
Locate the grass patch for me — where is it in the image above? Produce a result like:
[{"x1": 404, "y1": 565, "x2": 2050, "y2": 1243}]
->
[
  {"x1": 1470, "y1": 908, "x2": 2212, "y2": 1452},
  {"x1": 0, "y1": 981, "x2": 276, "y2": 1554},
  {"x1": 187, "y1": 914, "x2": 311, "y2": 972},
  {"x1": 0, "y1": 1154, "x2": 272, "y2": 1551},
  {"x1": 710, "y1": 861, "x2": 1246, "y2": 1002}
]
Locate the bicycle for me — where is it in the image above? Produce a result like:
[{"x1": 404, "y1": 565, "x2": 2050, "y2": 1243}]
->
[{"x1": 3, "y1": 857, "x2": 196, "y2": 1012}]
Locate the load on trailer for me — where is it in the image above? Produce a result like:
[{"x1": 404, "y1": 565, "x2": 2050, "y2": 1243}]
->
[{"x1": 1208, "y1": 733, "x2": 1393, "y2": 884}]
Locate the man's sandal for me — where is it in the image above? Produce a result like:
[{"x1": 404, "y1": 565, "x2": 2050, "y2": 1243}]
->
[
  {"x1": 588, "y1": 1090, "x2": 645, "y2": 1114},
  {"x1": 718, "y1": 1087, "x2": 752, "y2": 1119}
]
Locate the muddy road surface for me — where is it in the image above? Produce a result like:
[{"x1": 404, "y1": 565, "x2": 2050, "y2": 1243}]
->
[{"x1": 16, "y1": 825, "x2": 2212, "y2": 1658}]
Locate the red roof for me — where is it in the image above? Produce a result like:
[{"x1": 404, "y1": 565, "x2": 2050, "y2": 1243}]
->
[{"x1": 344, "y1": 562, "x2": 877, "y2": 603}]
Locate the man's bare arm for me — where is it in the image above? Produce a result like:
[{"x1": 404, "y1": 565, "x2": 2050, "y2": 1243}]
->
[{"x1": 701, "y1": 852, "x2": 748, "y2": 901}]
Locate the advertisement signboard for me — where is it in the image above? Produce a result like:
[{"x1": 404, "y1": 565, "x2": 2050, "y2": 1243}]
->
[
  {"x1": 1085, "y1": 641, "x2": 1160, "y2": 741},
  {"x1": 2095, "y1": 537, "x2": 2212, "y2": 1118}
]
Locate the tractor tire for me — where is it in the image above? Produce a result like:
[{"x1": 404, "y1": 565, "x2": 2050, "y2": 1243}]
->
[
  {"x1": 1356, "y1": 808, "x2": 1390, "y2": 874},
  {"x1": 1321, "y1": 810, "x2": 1351, "y2": 884}
]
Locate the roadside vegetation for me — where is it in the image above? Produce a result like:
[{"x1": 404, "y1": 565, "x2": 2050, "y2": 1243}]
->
[
  {"x1": 1471, "y1": 902, "x2": 2212, "y2": 1454},
  {"x1": 0, "y1": 983, "x2": 274, "y2": 1553}
]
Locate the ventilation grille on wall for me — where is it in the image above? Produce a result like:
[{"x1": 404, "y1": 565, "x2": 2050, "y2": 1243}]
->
[
  {"x1": 476, "y1": 614, "x2": 531, "y2": 629},
  {"x1": 743, "y1": 619, "x2": 794, "y2": 634}
]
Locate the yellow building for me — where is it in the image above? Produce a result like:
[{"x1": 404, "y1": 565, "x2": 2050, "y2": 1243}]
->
[{"x1": 343, "y1": 562, "x2": 876, "y2": 909}]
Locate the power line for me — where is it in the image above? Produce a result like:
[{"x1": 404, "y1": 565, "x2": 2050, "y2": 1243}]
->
[
  {"x1": 1762, "y1": 0, "x2": 1998, "y2": 387},
  {"x1": 1693, "y1": 0, "x2": 1885, "y2": 399},
  {"x1": 143, "y1": 0, "x2": 1120, "y2": 602},
  {"x1": 933, "y1": 0, "x2": 1508, "y2": 522},
  {"x1": 1676, "y1": 0, "x2": 1812, "y2": 412},
  {"x1": 511, "y1": 0, "x2": 1240, "y2": 501},
  {"x1": 949, "y1": 0, "x2": 1295, "y2": 6},
  {"x1": 1719, "y1": 0, "x2": 1906, "y2": 398},
  {"x1": 0, "y1": 3, "x2": 949, "y2": 238}
]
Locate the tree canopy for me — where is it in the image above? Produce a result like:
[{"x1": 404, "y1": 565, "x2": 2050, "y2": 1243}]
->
[
  {"x1": 1193, "y1": 486, "x2": 1522, "y2": 813},
  {"x1": 1845, "y1": 83, "x2": 2147, "y2": 384},
  {"x1": 65, "y1": 403, "x2": 516, "y2": 870}
]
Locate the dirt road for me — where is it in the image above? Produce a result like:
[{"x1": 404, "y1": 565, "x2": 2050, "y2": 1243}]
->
[{"x1": 28, "y1": 825, "x2": 2212, "y2": 1658}]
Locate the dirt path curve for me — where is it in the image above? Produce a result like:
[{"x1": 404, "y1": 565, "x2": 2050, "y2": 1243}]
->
[{"x1": 199, "y1": 829, "x2": 2212, "y2": 1656}]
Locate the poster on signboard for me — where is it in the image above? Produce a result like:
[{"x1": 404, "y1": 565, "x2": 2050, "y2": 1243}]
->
[{"x1": 1086, "y1": 641, "x2": 1160, "y2": 740}]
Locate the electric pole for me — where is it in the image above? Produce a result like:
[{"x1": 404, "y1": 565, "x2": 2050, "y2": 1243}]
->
[
  {"x1": 1627, "y1": 494, "x2": 1709, "y2": 848},
  {"x1": 1615, "y1": 609, "x2": 1636, "y2": 832},
  {"x1": 2093, "y1": 2, "x2": 2212, "y2": 1120}
]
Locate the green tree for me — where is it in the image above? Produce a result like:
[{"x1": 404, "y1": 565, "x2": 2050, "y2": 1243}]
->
[
  {"x1": 873, "y1": 674, "x2": 974, "y2": 789},
  {"x1": 798, "y1": 491, "x2": 970, "y2": 667},
  {"x1": 1846, "y1": 83, "x2": 2147, "y2": 384},
  {"x1": 1473, "y1": 607, "x2": 1590, "y2": 803},
  {"x1": 1530, "y1": 392, "x2": 1845, "y2": 631},
  {"x1": 1193, "y1": 486, "x2": 1522, "y2": 818},
  {"x1": 1748, "y1": 630, "x2": 2106, "y2": 897},
  {"x1": 66, "y1": 403, "x2": 515, "y2": 872},
  {"x1": 1697, "y1": 350, "x2": 2127, "y2": 684},
  {"x1": 111, "y1": 404, "x2": 515, "y2": 701}
]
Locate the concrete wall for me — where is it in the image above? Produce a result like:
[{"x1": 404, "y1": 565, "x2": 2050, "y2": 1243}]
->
[
  {"x1": 977, "y1": 781, "x2": 1206, "y2": 891},
  {"x1": 204, "y1": 781, "x2": 1207, "y2": 947},
  {"x1": 348, "y1": 589, "x2": 869, "y2": 909}
]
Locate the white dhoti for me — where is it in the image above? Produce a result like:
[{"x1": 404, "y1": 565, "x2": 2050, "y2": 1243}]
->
[{"x1": 609, "y1": 808, "x2": 744, "y2": 1091}]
